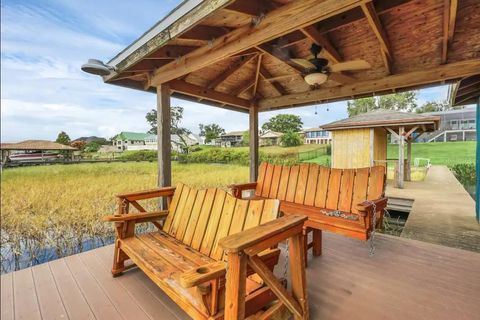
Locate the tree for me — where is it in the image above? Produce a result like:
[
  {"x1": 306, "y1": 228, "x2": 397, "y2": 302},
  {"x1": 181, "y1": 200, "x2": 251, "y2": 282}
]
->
[
  {"x1": 55, "y1": 131, "x2": 71, "y2": 145},
  {"x1": 415, "y1": 100, "x2": 455, "y2": 113},
  {"x1": 84, "y1": 141, "x2": 101, "y2": 153},
  {"x1": 262, "y1": 114, "x2": 303, "y2": 133},
  {"x1": 146, "y1": 106, "x2": 192, "y2": 153},
  {"x1": 242, "y1": 130, "x2": 249, "y2": 146},
  {"x1": 199, "y1": 123, "x2": 225, "y2": 143},
  {"x1": 70, "y1": 140, "x2": 86, "y2": 150},
  {"x1": 280, "y1": 130, "x2": 302, "y2": 147},
  {"x1": 346, "y1": 92, "x2": 418, "y2": 117}
]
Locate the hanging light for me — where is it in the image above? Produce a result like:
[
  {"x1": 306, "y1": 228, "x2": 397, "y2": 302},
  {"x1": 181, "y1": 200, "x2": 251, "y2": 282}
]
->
[
  {"x1": 314, "y1": 105, "x2": 318, "y2": 115},
  {"x1": 81, "y1": 59, "x2": 116, "y2": 76}
]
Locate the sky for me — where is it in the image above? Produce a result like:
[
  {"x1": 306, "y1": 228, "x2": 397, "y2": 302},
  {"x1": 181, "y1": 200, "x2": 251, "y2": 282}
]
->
[{"x1": 1, "y1": 0, "x2": 452, "y2": 142}]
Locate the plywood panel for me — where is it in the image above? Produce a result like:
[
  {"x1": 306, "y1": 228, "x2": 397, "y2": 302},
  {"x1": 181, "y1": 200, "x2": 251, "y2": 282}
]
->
[
  {"x1": 373, "y1": 127, "x2": 387, "y2": 167},
  {"x1": 332, "y1": 129, "x2": 371, "y2": 168}
]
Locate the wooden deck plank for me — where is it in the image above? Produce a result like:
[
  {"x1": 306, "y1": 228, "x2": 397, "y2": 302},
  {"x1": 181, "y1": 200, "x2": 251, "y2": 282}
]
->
[
  {"x1": 64, "y1": 254, "x2": 122, "y2": 319},
  {"x1": 79, "y1": 251, "x2": 152, "y2": 320},
  {"x1": 31, "y1": 263, "x2": 68, "y2": 320},
  {"x1": 2, "y1": 232, "x2": 480, "y2": 320},
  {"x1": 12, "y1": 268, "x2": 42, "y2": 320},
  {"x1": 95, "y1": 246, "x2": 190, "y2": 320},
  {"x1": 1, "y1": 272, "x2": 14, "y2": 320},
  {"x1": 48, "y1": 258, "x2": 95, "y2": 320}
]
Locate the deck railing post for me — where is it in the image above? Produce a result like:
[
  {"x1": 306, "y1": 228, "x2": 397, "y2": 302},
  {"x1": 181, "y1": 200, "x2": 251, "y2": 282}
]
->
[
  {"x1": 289, "y1": 233, "x2": 309, "y2": 320},
  {"x1": 157, "y1": 84, "x2": 171, "y2": 209},
  {"x1": 249, "y1": 103, "x2": 259, "y2": 182}
]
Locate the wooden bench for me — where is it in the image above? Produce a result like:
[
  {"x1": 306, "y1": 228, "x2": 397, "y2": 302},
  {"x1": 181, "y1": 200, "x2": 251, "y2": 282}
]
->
[
  {"x1": 104, "y1": 183, "x2": 309, "y2": 320},
  {"x1": 230, "y1": 163, "x2": 387, "y2": 258}
]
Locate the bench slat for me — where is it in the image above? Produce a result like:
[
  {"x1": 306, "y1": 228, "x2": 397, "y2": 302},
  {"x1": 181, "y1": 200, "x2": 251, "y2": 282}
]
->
[
  {"x1": 304, "y1": 164, "x2": 319, "y2": 206},
  {"x1": 261, "y1": 163, "x2": 275, "y2": 197},
  {"x1": 182, "y1": 189, "x2": 207, "y2": 245},
  {"x1": 277, "y1": 166, "x2": 290, "y2": 201},
  {"x1": 338, "y1": 169, "x2": 355, "y2": 212},
  {"x1": 163, "y1": 183, "x2": 184, "y2": 232},
  {"x1": 294, "y1": 164, "x2": 310, "y2": 204},
  {"x1": 352, "y1": 168, "x2": 370, "y2": 214},
  {"x1": 269, "y1": 165, "x2": 282, "y2": 199},
  {"x1": 255, "y1": 162, "x2": 268, "y2": 196},
  {"x1": 368, "y1": 166, "x2": 385, "y2": 200},
  {"x1": 326, "y1": 168, "x2": 342, "y2": 210},
  {"x1": 211, "y1": 197, "x2": 243, "y2": 260},
  {"x1": 175, "y1": 189, "x2": 199, "y2": 240},
  {"x1": 167, "y1": 184, "x2": 191, "y2": 235},
  {"x1": 285, "y1": 165, "x2": 299, "y2": 203},
  {"x1": 200, "y1": 189, "x2": 227, "y2": 256},
  {"x1": 314, "y1": 166, "x2": 330, "y2": 208},
  {"x1": 190, "y1": 189, "x2": 217, "y2": 250}
]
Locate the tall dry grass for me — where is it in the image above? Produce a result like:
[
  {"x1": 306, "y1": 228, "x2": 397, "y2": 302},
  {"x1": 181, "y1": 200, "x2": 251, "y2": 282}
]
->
[{"x1": 0, "y1": 162, "x2": 249, "y2": 273}]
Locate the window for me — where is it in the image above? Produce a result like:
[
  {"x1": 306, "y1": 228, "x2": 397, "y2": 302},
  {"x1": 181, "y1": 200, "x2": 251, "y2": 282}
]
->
[{"x1": 468, "y1": 119, "x2": 476, "y2": 129}]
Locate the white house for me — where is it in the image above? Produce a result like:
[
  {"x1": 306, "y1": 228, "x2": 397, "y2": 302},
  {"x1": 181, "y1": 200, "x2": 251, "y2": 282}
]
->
[{"x1": 302, "y1": 128, "x2": 332, "y2": 144}]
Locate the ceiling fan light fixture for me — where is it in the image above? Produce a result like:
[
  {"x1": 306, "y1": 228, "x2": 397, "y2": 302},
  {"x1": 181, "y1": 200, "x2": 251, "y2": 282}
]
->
[
  {"x1": 81, "y1": 59, "x2": 115, "y2": 76},
  {"x1": 304, "y1": 73, "x2": 328, "y2": 86}
]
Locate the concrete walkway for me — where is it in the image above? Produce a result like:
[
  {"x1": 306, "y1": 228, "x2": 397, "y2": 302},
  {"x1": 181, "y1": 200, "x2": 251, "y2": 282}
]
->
[{"x1": 386, "y1": 165, "x2": 480, "y2": 252}]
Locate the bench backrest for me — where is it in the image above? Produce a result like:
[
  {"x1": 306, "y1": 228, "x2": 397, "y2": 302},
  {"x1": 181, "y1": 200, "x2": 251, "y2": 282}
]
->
[
  {"x1": 163, "y1": 183, "x2": 280, "y2": 261},
  {"x1": 255, "y1": 162, "x2": 385, "y2": 214}
]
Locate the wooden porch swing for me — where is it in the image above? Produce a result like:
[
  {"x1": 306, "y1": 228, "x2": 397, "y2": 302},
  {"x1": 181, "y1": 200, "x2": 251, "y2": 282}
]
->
[{"x1": 104, "y1": 183, "x2": 309, "y2": 320}]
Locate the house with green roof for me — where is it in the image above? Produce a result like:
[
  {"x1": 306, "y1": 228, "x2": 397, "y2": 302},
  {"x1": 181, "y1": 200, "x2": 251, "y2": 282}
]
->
[{"x1": 113, "y1": 132, "x2": 149, "y2": 151}]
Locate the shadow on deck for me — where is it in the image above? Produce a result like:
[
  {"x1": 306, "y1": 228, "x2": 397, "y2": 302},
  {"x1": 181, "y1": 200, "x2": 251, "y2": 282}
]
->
[{"x1": 2, "y1": 233, "x2": 479, "y2": 319}]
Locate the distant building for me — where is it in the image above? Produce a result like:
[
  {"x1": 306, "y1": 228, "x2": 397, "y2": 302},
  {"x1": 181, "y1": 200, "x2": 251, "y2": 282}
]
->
[
  {"x1": 416, "y1": 107, "x2": 476, "y2": 142},
  {"x1": 259, "y1": 131, "x2": 283, "y2": 146},
  {"x1": 217, "y1": 131, "x2": 245, "y2": 147},
  {"x1": 302, "y1": 128, "x2": 332, "y2": 144},
  {"x1": 113, "y1": 132, "x2": 150, "y2": 151}
]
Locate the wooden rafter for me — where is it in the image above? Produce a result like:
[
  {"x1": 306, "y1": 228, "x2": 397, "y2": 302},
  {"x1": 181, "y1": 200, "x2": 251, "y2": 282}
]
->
[
  {"x1": 208, "y1": 53, "x2": 258, "y2": 89},
  {"x1": 223, "y1": 0, "x2": 274, "y2": 17},
  {"x1": 233, "y1": 79, "x2": 256, "y2": 97},
  {"x1": 253, "y1": 55, "x2": 263, "y2": 97},
  {"x1": 150, "y1": 0, "x2": 364, "y2": 86},
  {"x1": 441, "y1": 0, "x2": 458, "y2": 64},
  {"x1": 456, "y1": 91, "x2": 480, "y2": 105},
  {"x1": 259, "y1": 66, "x2": 287, "y2": 96},
  {"x1": 169, "y1": 80, "x2": 250, "y2": 110},
  {"x1": 256, "y1": 44, "x2": 303, "y2": 74},
  {"x1": 300, "y1": 26, "x2": 341, "y2": 63},
  {"x1": 179, "y1": 25, "x2": 230, "y2": 41},
  {"x1": 258, "y1": 59, "x2": 480, "y2": 110},
  {"x1": 361, "y1": 1, "x2": 392, "y2": 74},
  {"x1": 145, "y1": 46, "x2": 196, "y2": 60}
]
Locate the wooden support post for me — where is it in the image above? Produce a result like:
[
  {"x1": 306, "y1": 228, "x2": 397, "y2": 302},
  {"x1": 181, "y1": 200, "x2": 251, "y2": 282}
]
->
[
  {"x1": 406, "y1": 138, "x2": 412, "y2": 181},
  {"x1": 224, "y1": 251, "x2": 247, "y2": 320},
  {"x1": 476, "y1": 96, "x2": 480, "y2": 222},
  {"x1": 397, "y1": 126, "x2": 405, "y2": 188},
  {"x1": 289, "y1": 233, "x2": 309, "y2": 320},
  {"x1": 157, "y1": 85, "x2": 171, "y2": 209},
  {"x1": 249, "y1": 103, "x2": 259, "y2": 182}
]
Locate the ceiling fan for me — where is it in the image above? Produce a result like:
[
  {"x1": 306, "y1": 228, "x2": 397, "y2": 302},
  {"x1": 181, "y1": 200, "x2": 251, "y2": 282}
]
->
[{"x1": 290, "y1": 43, "x2": 372, "y2": 86}]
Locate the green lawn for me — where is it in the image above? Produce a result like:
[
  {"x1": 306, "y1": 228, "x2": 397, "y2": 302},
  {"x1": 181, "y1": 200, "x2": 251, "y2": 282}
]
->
[{"x1": 307, "y1": 141, "x2": 475, "y2": 166}]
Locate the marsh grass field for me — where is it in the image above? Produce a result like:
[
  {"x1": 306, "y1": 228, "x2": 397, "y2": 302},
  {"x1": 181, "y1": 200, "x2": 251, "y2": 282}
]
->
[{"x1": 0, "y1": 162, "x2": 250, "y2": 273}]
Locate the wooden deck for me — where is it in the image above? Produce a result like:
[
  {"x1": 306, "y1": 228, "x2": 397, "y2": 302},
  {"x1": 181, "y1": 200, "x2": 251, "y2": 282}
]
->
[
  {"x1": 2, "y1": 232, "x2": 480, "y2": 320},
  {"x1": 386, "y1": 165, "x2": 480, "y2": 252}
]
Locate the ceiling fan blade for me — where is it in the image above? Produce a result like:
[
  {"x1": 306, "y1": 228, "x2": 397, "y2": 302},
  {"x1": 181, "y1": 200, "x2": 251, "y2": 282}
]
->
[
  {"x1": 262, "y1": 74, "x2": 297, "y2": 82},
  {"x1": 290, "y1": 58, "x2": 316, "y2": 70},
  {"x1": 329, "y1": 59, "x2": 371, "y2": 72}
]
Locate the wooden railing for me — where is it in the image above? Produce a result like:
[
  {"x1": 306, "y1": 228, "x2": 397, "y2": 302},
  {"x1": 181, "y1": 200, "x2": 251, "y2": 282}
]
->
[{"x1": 220, "y1": 215, "x2": 309, "y2": 320}]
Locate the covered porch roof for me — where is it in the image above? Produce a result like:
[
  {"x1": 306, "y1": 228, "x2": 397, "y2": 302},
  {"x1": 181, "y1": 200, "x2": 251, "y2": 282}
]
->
[{"x1": 99, "y1": 0, "x2": 480, "y2": 113}]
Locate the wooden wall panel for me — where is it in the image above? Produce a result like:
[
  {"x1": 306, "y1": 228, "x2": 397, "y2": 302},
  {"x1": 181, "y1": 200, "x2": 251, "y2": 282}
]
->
[{"x1": 332, "y1": 128, "x2": 371, "y2": 168}]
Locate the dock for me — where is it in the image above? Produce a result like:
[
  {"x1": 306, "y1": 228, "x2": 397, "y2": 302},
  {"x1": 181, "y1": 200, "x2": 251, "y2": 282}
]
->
[
  {"x1": 386, "y1": 165, "x2": 480, "y2": 252},
  {"x1": 2, "y1": 233, "x2": 480, "y2": 320}
]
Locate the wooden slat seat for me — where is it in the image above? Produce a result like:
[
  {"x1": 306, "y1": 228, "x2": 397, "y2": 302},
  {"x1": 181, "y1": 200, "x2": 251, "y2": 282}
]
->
[
  {"x1": 231, "y1": 162, "x2": 388, "y2": 258},
  {"x1": 103, "y1": 183, "x2": 292, "y2": 320}
]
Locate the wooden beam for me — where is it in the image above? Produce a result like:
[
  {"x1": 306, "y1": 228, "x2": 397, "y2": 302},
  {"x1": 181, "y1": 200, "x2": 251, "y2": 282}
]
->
[
  {"x1": 397, "y1": 126, "x2": 405, "y2": 189},
  {"x1": 179, "y1": 25, "x2": 229, "y2": 41},
  {"x1": 224, "y1": 251, "x2": 247, "y2": 320},
  {"x1": 253, "y1": 55, "x2": 263, "y2": 97},
  {"x1": 361, "y1": 1, "x2": 392, "y2": 73},
  {"x1": 300, "y1": 26, "x2": 341, "y2": 63},
  {"x1": 157, "y1": 85, "x2": 171, "y2": 209},
  {"x1": 249, "y1": 103, "x2": 259, "y2": 182},
  {"x1": 145, "y1": 46, "x2": 196, "y2": 60},
  {"x1": 442, "y1": 0, "x2": 458, "y2": 64},
  {"x1": 208, "y1": 53, "x2": 258, "y2": 89},
  {"x1": 259, "y1": 66, "x2": 287, "y2": 96},
  {"x1": 169, "y1": 80, "x2": 251, "y2": 110},
  {"x1": 150, "y1": 0, "x2": 364, "y2": 86},
  {"x1": 223, "y1": 0, "x2": 274, "y2": 17},
  {"x1": 233, "y1": 79, "x2": 256, "y2": 97},
  {"x1": 258, "y1": 60, "x2": 480, "y2": 110},
  {"x1": 456, "y1": 91, "x2": 480, "y2": 105}
]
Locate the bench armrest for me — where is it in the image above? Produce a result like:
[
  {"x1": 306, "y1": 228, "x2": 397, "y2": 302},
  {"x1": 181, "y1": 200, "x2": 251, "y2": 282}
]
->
[
  {"x1": 103, "y1": 210, "x2": 169, "y2": 222},
  {"x1": 356, "y1": 197, "x2": 388, "y2": 216},
  {"x1": 179, "y1": 261, "x2": 226, "y2": 288},
  {"x1": 116, "y1": 186, "x2": 176, "y2": 201},
  {"x1": 229, "y1": 182, "x2": 257, "y2": 198},
  {"x1": 219, "y1": 214, "x2": 307, "y2": 255}
]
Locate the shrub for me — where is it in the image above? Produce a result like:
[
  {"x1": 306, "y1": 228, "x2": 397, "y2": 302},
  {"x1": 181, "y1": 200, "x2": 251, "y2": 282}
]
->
[
  {"x1": 326, "y1": 144, "x2": 332, "y2": 155},
  {"x1": 280, "y1": 131, "x2": 302, "y2": 147},
  {"x1": 118, "y1": 150, "x2": 157, "y2": 161},
  {"x1": 84, "y1": 141, "x2": 101, "y2": 153},
  {"x1": 450, "y1": 163, "x2": 475, "y2": 186}
]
